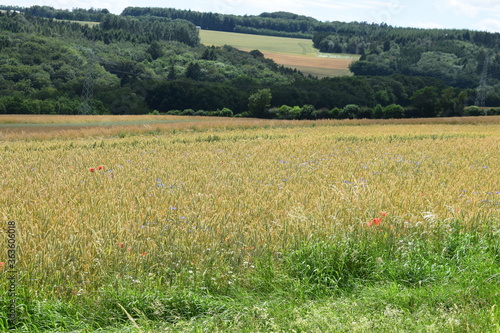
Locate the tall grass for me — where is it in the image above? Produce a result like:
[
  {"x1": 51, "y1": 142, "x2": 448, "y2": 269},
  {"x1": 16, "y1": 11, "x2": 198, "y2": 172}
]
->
[{"x1": 1, "y1": 118, "x2": 499, "y2": 331}]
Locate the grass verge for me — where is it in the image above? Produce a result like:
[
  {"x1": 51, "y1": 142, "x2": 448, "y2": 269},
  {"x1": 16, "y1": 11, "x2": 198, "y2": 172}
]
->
[{"x1": 2, "y1": 219, "x2": 500, "y2": 332}]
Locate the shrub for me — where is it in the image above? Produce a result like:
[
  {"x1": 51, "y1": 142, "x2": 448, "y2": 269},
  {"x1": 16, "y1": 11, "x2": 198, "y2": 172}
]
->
[
  {"x1": 276, "y1": 105, "x2": 300, "y2": 120},
  {"x1": 383, "y1": 104, "x2": 405, "y2": 119},
  {"x1": 464, "y1": 106, "x2": 482, "y2": 116},
  {"x1": 299, "y1": 104, "x2": 316, "y2": 120},
  {"x1": 372, "y1": 104, "x2": 384, "y2": 119},
  {"x1": 234, "y1": 111, "x2": 252, "y2": 118},
  {"x1": 218, "y1": 107, "x2": 233, "y2": 117},
  {"x1": 313, "y1": 108, "x2": 331, "y2": 119},
  {"x1": 357, "y1": 106, "x2": 373, "y2": 119},
  {"x1": 339, "y1": 104, "x2": 359, "y2": 119},
  {"x1": 330, "y1": 107, "x2": 342, "y2": 119},
  {"x1": 182, "y1": 109, "x2": 195, "y2": 116}
]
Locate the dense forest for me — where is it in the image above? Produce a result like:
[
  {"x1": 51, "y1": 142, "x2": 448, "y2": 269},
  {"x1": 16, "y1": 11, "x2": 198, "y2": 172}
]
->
[
  {"x1": 0, "y1": 6, "x2": 499, "y2": 118},
  {"x1": 120, "y1": 7, "x2": 500, "y2": 90}
]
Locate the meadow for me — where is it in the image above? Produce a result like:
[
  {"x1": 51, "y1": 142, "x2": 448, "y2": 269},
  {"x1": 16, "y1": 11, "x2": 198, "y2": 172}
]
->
[
  {"x1": 199, "y1": 30, "x2": 359, "y2": 78},
  {"x1": 1, "y1": 115, "x2": 500, "y2": 332}
]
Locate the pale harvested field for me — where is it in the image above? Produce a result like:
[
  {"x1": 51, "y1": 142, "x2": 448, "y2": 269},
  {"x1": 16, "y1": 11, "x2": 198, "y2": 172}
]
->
[{"x1": 260, "y1": 51, "x2": 356, "y2": 70}]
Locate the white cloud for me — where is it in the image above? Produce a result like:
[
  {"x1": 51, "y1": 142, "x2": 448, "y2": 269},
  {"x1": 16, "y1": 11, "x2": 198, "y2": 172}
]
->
[
  {"x1": 209, "y1": 0, "x2": 407, "y2": 18},
  {"x1": 310, "y1": 0, "x2": 400, "y2": 11},
  {"x1": 474, "y1": 18, "x2": 500, "y2": 32},
  {"x1": 407, "y1": 21, "x2": 444, "y2": 29},
  {"x1": 438, "y1": 0, "x2": 500, "y2": 18}
]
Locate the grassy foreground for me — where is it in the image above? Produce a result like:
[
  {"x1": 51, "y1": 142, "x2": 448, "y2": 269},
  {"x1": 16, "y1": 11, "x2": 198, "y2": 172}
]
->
[{"x1": 1, "y1": 116, "x2": 500, "y2": 332}]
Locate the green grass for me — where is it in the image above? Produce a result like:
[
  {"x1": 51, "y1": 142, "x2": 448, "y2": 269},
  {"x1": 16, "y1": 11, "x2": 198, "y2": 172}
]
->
[
  {"x1": 4, "y1": 224, "x2": 500, "y2": 332},
  {"x1": 199, "y1": 30, "x2": 320, "y2": 56}
]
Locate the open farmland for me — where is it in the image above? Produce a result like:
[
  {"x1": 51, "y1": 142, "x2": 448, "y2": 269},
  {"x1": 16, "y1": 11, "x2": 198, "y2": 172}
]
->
[
  {"x1": 1, "y1": 115, "x2": 500, "y2": 331},
  {"x1": 200, "y1": 30, "x2": 359, "y2": 78}
]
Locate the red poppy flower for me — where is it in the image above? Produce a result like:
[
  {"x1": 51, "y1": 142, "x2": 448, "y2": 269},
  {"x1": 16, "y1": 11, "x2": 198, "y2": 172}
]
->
[
  {"x1": 141, "y1": 252, "x2": 147, "y2": 256},
  {"x1": 89, "y1": 167, "x2": 95, "y2": 172},
  {"x1": 372, "y1": 218, "x2": 382, "y2": 226},
  {"x1": 380, "y1": 211, "x2": 387, "y2": 217},
  {"x1": 97, "y1": 166, "x2": 103, "y2": 170},
  {"x1": 117, "y1": 243, "x2": 124, "y2": 248}
]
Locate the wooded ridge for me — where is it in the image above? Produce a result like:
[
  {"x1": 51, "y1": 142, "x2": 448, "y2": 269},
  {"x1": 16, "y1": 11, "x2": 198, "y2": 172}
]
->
[{"x1": 0, "y1": 5, "x2": 499, "y2": 118}]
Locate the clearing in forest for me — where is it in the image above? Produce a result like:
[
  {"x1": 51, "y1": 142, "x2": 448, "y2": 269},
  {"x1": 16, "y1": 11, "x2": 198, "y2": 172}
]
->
[{"x1": 200, "y1": 29, "x2": 359, "y2": 78}]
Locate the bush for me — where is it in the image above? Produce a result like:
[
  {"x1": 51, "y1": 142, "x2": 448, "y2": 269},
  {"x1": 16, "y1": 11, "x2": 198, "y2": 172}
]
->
[
  {"x1": 299, "y1": 104, "x2": 316, "y2": 120},
  {"x1": 330, "y1": 107, "x2": 342, "y2": 119},
  {"x1": 313, "y1": 108, "x2": 331, "y2": 119},
  {"x1": 275, "y1": 105, "x2": 300, "y2": 120},
  {"x1": 372, "y1": 104, "x2": 384, "y2": 119},
  {"x1": 218, "y1": 107, "x2": 233, "y2": 117},
  {"x1": 357, "y1": 106, "x2": 373, "y2": 119},
  {"x1": 383, "y1": 104, "x2": 405, "y2": 119},
  {"x1": 488, "y1": 108, "x2": 500, "y2": 115},
  {"x1": 180, "y1": 109, "x2": 194, "y2": 116},
  {"x1": 464, "y1": 106, "x2": 482, "y2": 116},
  {"x1": 403, "y1": 106, "x2": 419, "y2": 118},
  {"x1": 166, "y1": 110, "x2": 181, "y2": 115},
  {"x1": 339, "y1": 104, "x2": 359, "y2": 119},
  {"x1": 234, "y1": 111, "x2": 252, "y2": 118}
]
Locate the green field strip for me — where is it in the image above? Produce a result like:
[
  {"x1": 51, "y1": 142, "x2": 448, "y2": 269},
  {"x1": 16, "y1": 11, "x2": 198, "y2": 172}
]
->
[{"x1": 199, "y1": 30, "x2": 317, "y2": 56}]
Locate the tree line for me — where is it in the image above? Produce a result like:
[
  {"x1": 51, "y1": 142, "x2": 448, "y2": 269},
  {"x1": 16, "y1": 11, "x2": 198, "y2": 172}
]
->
[
  {"x1": 0, "y1": 5, "x2": 109, "y2": 22},
  {"x1": 0, "y1": 10, "x2": 200, "y2": 46},
  {"x1": 0, "y1": 7, "x2": 498, "y2": 118},
  {"x1": 121, "y1": 7, "x2": 317, "y2": 38},
  {"x1": 120, "y1": 6, "x2": 500, "y2": 96}
]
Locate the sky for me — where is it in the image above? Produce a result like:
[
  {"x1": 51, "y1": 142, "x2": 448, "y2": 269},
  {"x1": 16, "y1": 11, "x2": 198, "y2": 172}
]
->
[{"x1": 11, "y1": 0, "x2": 500, "y2": 32}]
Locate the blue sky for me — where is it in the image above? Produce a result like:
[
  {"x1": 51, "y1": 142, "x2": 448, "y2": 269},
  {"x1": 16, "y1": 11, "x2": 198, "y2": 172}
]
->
[{"x1": 13, "y1": 0, "x2": 500, "y2": 32}]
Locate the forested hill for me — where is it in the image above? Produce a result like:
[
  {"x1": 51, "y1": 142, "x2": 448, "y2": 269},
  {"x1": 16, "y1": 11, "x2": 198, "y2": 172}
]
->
[
  {"x1": 317, "y1": 28, "x2": 500, "y2": 88},
  {"x1": 121, "y1": 7, "x2": 318, "y2": 38},
  {"x1": 1, "y1": 6, "x2": 499, "y2": 118},
  {"x1": 0, "y1": 9, "x2": 303, "y2": 115},
  {"x1": 4, "y1": 5, "x2": 500, "y2": 90},
  {"x1": 121, "y1": 7, "x2": 500, "y2": 90}
]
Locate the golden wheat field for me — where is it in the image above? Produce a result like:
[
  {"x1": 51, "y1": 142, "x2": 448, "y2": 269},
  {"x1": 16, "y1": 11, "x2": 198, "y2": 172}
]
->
[{"x1": 1, "y1": 115, "x2": 500, "y2": 299}]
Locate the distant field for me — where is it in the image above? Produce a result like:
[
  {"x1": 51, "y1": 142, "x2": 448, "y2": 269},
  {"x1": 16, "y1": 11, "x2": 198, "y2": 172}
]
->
[
  {"x1": 55, "y1": 19, "x2": 100, "y2": 27},
  {"x1": 200, "y1": 30, "x2": 359, "y2": 78}
]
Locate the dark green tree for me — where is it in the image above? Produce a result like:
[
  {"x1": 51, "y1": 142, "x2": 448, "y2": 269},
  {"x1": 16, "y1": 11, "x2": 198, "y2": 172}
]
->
[
  {"x1": 147, "y1": 40, "x2": 164, "y2": 60},
  {"x1": 383, "y1": 104, "x2": 404, "y2": 119},
  {"x1": 185, "y1": 62, "x2": 201, "y2": 80},
  {"x1": 410, "y1": 86, "x2": 439, "y2": 117},
  {"x1": 248, "y1": 88, "x2": 272, "y2": 118}
]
